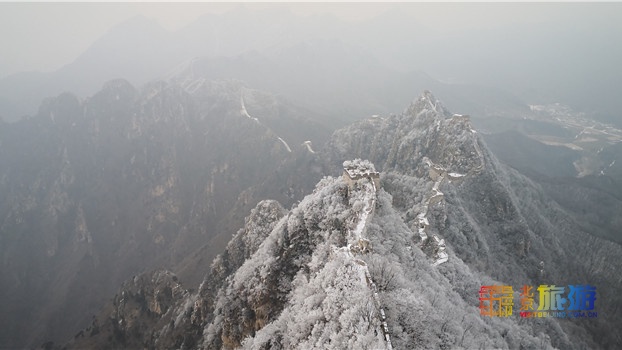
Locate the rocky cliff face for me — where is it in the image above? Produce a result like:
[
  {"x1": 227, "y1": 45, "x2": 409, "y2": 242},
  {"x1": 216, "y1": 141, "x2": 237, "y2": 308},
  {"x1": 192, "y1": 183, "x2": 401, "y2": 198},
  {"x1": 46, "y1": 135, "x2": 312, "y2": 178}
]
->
[
  {"x1": 65, "y1": 91, "x2": 622, "y2": 349},
  {"x1": 322, "y1": 91, "x2": 622, "y2": 348},
  {"x1": 0, "y1": 78, "x2": 327, "y2": 348},
  {"x1": 324, "y1": 90, "x2": 483, "y2": 177}
]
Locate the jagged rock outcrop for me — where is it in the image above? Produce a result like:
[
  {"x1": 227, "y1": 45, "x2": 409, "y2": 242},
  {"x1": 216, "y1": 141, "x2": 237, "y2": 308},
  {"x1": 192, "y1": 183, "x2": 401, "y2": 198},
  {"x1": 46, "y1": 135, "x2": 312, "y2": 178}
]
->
[
  {"x1": 64, "y1": 93, "x2": 620, "y2": 349},
  {"x1": 0, "y1": 78, "x2": 328, "y2": 348},
  {"x1": 65, "y1": 269, "x2": 187, "y2": 349},
  {"x1": 54, "y1": 91, "x2": 622, "y2": 349},
  {"x1": 65, "y1": 199, "x2": 286, "y2": 350},
  {"x1": 69, "y1": 156, "x2": 590, "y2": 349},
  {"x1": 219, "y1": 200, "x2": 287, "y2": 272},
  {"x1": 322, "y1": 91, "x2": 622, "y2": 348},
  {"x1": 325, "y1": 90, "x2": 483, "y2": 177}
]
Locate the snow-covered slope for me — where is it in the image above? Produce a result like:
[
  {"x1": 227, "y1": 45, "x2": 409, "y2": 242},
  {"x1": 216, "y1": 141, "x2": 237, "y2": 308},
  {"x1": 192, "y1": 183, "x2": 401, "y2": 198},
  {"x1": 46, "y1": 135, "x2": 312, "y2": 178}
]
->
[
  {"x1": 65, "y1": 91, "x2": 622, "y2": 350},
  {"x1": 69, "y1": 164, "x2": 571, "y2": 349}
]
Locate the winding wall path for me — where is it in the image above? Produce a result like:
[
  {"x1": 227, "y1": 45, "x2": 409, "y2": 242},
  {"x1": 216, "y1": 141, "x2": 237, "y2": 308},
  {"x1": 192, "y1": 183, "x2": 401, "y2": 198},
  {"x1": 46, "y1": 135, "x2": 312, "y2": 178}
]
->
[{"x1": 341, "y1": 172, "x2": 393, "y2": 349}]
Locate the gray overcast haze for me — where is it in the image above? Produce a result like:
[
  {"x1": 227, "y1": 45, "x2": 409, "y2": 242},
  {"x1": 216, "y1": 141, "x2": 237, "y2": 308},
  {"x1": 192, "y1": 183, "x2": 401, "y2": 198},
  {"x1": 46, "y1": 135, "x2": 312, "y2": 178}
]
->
[
  {"x1": 2, "y1": 2, "x2": 617, "y2": 78},
  {"x1": 2, "y1": 2, "x2": 622, "y2": 350},
  {"x1": 1, "y1": 2, "x2": 391, "y2": 78},
  {"x1": 1, "y1": 2, "x2": 622, "y2": 125}
]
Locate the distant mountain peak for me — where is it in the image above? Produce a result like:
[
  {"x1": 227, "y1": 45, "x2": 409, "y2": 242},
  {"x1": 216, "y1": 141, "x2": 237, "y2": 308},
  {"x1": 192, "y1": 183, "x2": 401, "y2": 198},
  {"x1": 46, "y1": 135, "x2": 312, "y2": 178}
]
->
[
  {"x1": 405, "y1": 90, "x2": 451, "y2": 118},
  {"x1": 325, "y1": 90, "x2": 483, "y2": 177}
]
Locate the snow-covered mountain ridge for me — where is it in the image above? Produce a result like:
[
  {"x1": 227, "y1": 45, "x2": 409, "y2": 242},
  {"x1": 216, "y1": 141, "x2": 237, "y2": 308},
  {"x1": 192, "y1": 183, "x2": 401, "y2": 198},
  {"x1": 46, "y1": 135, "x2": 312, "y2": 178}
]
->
[
  {"x1": 64, "y1": 91, "x2": 622, "y2": 349},
  {"x1": 68, "y1": 162, "x2": 555, "y2": 349}
]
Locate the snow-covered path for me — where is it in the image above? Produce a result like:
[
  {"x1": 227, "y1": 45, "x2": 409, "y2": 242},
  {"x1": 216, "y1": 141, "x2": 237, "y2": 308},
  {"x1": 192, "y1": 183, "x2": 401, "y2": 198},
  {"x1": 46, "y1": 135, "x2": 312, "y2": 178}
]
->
[
  {"x1": 277, "y1": 137, "x2": 292, "y2": 153},
  {"x1": 349, "y1": 180, "x2": 375, "y2": 245},
  {"x1": 303, "y1": 141, "x2": 315, "y2": 153},
  {"x1": 240, "y1": 94, "x2": 259, "y2": 123},
  {"x1": 340, "y1": 173, "x2": 393, "y2": 349},
  {"x1": 417, "y1": 159, "x2": 449, "y2": 266},
  {"x1": 471, "y1": 135, "x2": 485, "y2": 172},
  {"x1": 240, "y1": 93, "x2": 292, "y2": 154}
]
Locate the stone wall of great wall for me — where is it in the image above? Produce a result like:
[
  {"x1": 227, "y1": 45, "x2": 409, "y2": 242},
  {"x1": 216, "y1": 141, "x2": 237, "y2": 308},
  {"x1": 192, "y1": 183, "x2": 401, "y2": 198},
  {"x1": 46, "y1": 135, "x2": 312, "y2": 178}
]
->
[
  {"x1": 340, "y1": 160, "x2": 393, "y2": 350},
  {"x1": 337, "y1": 156, "x2": 473, "y2": 348}
]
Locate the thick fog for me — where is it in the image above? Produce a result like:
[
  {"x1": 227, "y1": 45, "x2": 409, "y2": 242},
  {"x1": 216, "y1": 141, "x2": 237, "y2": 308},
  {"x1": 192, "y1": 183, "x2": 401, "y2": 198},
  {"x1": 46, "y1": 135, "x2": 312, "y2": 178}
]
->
[
  {"x1": 1, "y1": 3, "x2": 622, "y2": 349},
  {"x1": 1, "y1": 3, "x2": 621, "y2": 123}
]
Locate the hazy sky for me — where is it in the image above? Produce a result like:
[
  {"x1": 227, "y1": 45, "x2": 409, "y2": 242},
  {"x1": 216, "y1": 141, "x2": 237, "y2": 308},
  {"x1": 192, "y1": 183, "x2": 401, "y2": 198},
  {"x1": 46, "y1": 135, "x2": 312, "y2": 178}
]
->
[
  {"x1": 0, "y1": 2, "x2": 393, "y2": 78},
  {"x1": 0, "y1": 2, "x2": 618, "y2": 79}
]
